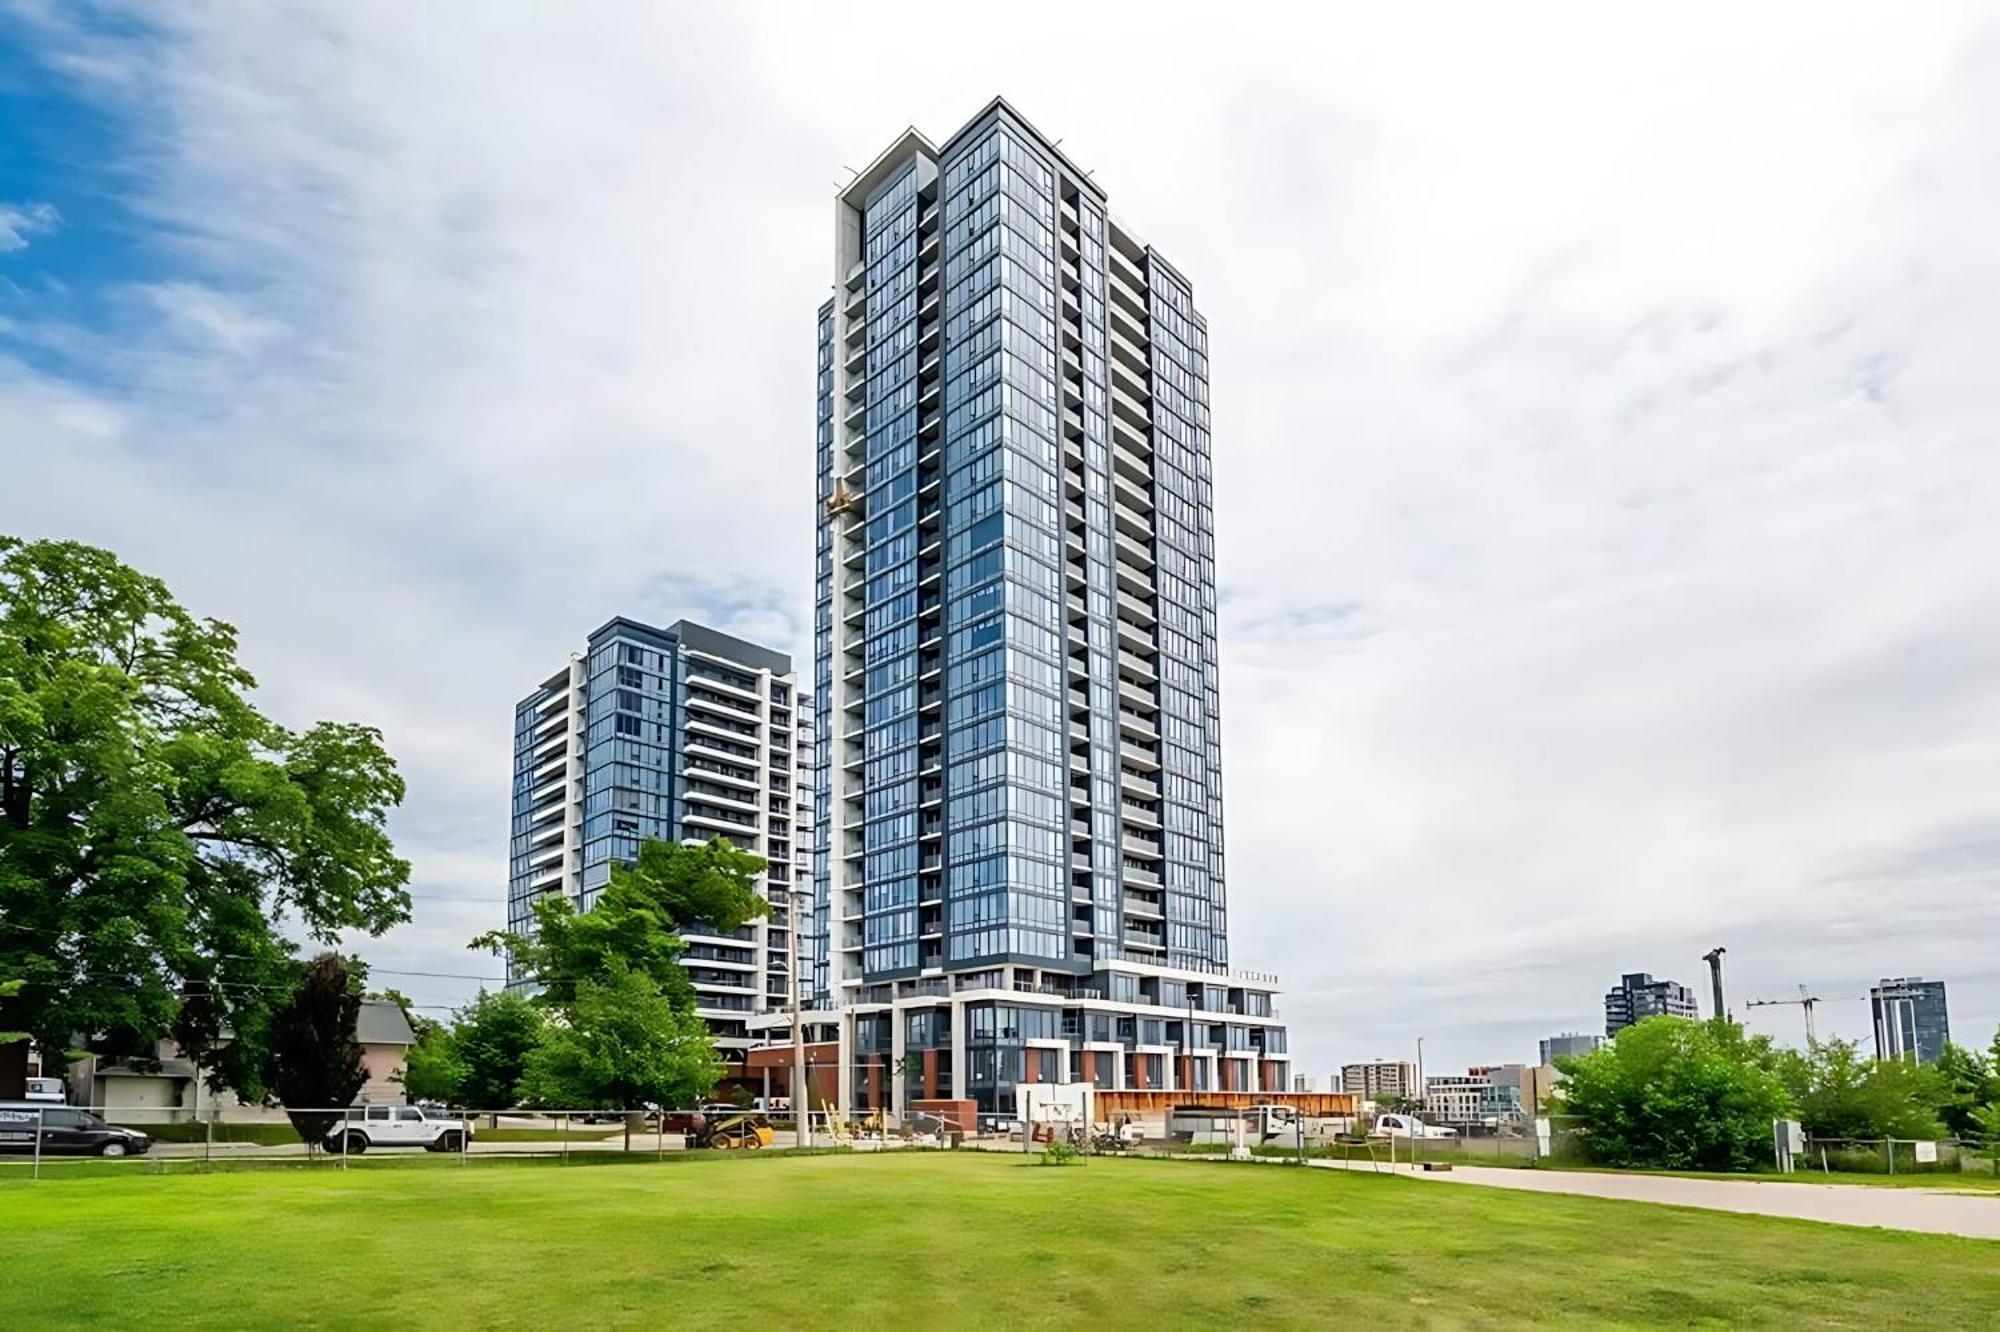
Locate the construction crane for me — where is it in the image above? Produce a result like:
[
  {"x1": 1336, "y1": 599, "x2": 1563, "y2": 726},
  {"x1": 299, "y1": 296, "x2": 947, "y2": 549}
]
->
[
  {"x1": 1745, "y1": 984, "x2": 1821, "y2": 1043},
  {"x1": 1701, "y1": 947, "x2": 1728, "y2": 1021}
]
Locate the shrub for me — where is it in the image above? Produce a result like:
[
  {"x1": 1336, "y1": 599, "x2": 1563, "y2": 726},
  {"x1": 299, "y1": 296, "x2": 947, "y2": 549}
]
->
[{"x1": 1554, "y1": 1017, "x2": 1791, "y2": 1172}]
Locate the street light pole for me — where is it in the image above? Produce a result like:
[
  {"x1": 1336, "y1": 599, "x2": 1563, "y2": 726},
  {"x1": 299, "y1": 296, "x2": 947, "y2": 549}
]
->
[{"x1": 1413, "y1": 1037, "x2": 1426, "y2": 1169}]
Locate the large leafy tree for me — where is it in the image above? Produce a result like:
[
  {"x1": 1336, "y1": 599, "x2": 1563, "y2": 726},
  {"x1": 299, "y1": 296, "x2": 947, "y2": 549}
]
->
[
  {"x1": 0, "y1": 537, "x2": 410, "y2": 1095},
  {"x1": 397, "y1": 1024, "x2": 468, "y2": 1105},
  {"x1": 518, "y1": 963, "x2": 722, "y2": 1146},
  {"x1": 475, "y1": 837, "x2": 763, "y2": 1132},
  {"x1": 1554, "y1": 1017, "x2": 1792, "y2": 1171},
  {"x1": 474, "y1": 835, "x2": 765, "y2": 1006},
  {"x1": 394, "y1": 989, "x2": 546, "y2": 1113},
  {"x1": 452, "y1": 988, "x2": 544, "y2": 1112},
  {"x1": 1929, "y1": 1042, "x2": 1993, "y2": 1140},
  {"x1": 266, "y1": 953, "x2": 367, "y2": 1150},
  {"x1": 1774, "y1": 1039, "x2": 1949, "y2": 1141}
]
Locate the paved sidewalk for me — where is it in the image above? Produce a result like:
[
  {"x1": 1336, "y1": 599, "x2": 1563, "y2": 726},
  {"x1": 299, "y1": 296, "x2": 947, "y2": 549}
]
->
[{"x1": 1307, "y1": 1159, "x2": 2000, "y2": 1240}]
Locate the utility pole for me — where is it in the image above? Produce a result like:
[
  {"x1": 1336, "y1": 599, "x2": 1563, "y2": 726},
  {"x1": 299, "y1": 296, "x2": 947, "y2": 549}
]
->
[
  {"x1": 787, "y1": 890, "x2": 809, "y2": 1149},
  {"x1": 1702, "y1": 947, "x2": 1728, "y2": 1022}
]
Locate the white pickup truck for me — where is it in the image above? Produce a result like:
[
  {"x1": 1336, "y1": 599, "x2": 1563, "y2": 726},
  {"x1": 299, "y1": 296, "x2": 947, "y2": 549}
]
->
[
  {"x1": 325, "y1": 1104, "x2": 474, "y2": 1154},
  {"x1": 1370, "y1": 1112, "x2": 1458, "y2": 1140}
]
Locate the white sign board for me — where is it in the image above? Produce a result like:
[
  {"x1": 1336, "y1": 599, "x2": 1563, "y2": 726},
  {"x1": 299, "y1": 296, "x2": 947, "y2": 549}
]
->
[
  {"x1": 1015, "y1": 1081, "x2": 1093, "y2": 1128},
  {"x1": 1914, "y1": 1140, "x2": 1938, "y2": 1164},
  {"x1": 1784, "y1": 1120, "x2": 1805, "y2": 1154},
  {"x1": 1534, "y1": 1117, "x2": 1552, "y2": 1157}
]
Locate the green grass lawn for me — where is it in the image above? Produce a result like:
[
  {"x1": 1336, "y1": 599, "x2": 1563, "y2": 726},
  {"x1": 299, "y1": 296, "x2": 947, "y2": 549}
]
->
[{"x1": 7, "y1": 1152, "x2": 1997, "y2": 1328}]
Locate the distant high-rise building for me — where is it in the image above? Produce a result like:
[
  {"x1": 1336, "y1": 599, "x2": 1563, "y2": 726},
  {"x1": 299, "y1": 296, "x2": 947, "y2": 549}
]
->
[
  {"x1": 1540, "y1": 1032, "x2": 1604, "y2": 1065},
  {"x1": 804, "y1": 97, "x2": 1289, "y2": 1117},
  {"x1": 507, "y1": 617, "x2": 808, "y2": 1061},
  {"x1": 1604, "y1": 972, "x2": 1698, "y2": 1037},
  {"x1": 1871, "y1": 977, "x2": 1949, "y2": 1064},
  {"x1": 1341, "y1": 1060, "x2": 1420, "y2": 1102}
]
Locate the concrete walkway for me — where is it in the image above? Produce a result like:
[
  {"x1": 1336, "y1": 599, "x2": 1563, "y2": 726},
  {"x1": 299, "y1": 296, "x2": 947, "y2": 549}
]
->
[{"x1": 1307, "y1": 1159, "x2": 2000, "y2": 1240}]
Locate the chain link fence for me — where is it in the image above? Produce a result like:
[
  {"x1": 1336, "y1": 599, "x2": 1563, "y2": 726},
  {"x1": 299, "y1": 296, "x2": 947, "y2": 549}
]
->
[
  {"x1": 12, "y1": 1098, "x2": 1989, "y2": 1184},
  {"x1": 0, "y1": 1101, "x2": 901, "y2": 1180},
  {"x1": 1799, "y1": 1135, "x2": 1996, "y2": 1177}
]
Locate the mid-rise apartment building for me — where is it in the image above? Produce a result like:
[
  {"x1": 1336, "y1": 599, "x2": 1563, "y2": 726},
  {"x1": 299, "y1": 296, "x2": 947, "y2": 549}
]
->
[
  {"x1": 798, "y1": 97, "x2": 1289, "y2": 1117},
  {"x1": 507, "y1": 617, "x2": 811, "y2": 1059},
  {"x1": 1871, "y1": 977, "x2": 1949, "y2": 1064},
  {"x1": 1341, "y1": 1060, "x2": 1420, "y2": 1102},
  {"x1": 1603, "y1": 972, "x2": 1698, "y2": 1037},
  {"x1": 1424, "y1": 1065, "x2": 1534, "y2": 1129}
]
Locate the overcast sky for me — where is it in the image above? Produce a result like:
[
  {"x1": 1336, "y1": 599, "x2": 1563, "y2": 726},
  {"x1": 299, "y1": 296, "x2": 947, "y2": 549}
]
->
[{"x1": 5, "y1": 2, "x2": 1998, "y2": 1080}]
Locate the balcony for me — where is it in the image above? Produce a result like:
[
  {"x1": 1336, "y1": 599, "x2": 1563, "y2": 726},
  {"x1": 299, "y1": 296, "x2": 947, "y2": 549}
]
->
[{"x1": 1119, "y1": 769, "x2": 1160, "y2": 801}]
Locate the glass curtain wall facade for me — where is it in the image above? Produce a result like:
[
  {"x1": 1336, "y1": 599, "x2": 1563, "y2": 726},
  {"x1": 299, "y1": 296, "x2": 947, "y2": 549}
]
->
[
  {"x1": 507, "y1": 617, "x2": 801, "y2": 1056},
  {"x1": 798, "y1": 100, "x2": 1297, "y2": 1119},
  {"x1": 815, "y1": 100, "x2": 1234, "y2": 1000},
  {"x1": 1871, "y1": 978, "x2": 1950, "y2": 1064}
]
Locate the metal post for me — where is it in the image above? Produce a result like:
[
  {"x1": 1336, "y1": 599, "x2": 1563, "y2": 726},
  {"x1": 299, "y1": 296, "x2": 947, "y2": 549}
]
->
[
  {"x1": 460, "y1": 1106, "x2": 469, "y2": 1167},
  {"x1": 205, "y1": 1106, "x2": 214, "y2": 1173},
  {"x1": 1413, "y1": 1037, "x2": 1425, "y2": 1170},
  {"x1": 1023, "y1": 1087, "x2": 1032, "y2": 1156},
  {"x1": 33, "y1": 1106, "x2": 43, "y2": 1181},
  {"x1": 341, "y1": 1109, "x2": 349, "y2": 1172},
  {"x1": 1886, "y1": 1138, "x2": 1894, "y2": 1175},
  {"x1": 789, "y1": 906, "x2": 808, "y2": 1151},
  {"x1": 562, "y1": 1111, "x2": 570, "y2": 1164}
]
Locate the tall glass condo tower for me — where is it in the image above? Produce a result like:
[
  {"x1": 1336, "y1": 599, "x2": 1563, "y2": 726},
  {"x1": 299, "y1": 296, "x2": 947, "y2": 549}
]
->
[{"x1": 807, "y1": 101, "x2": 1285, "y2": 1114}]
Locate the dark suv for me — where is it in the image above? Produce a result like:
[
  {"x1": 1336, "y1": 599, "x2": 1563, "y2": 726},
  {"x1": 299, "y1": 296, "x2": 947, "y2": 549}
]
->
[{"x1": 0, "y1": 1104, "x2": 153, "y2": 1157}]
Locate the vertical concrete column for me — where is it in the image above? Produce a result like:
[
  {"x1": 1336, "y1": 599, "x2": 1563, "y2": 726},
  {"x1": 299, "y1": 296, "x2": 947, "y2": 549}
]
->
[
  {"x1": 836, "y1": 1010, "x2": 855, "y2": 1119},
  {"x1": 950, "y1": 997, "x2": 968, "y2": 1099},
  {"x1": 890, "y1": 1005, "x2": 907, "y2": 1122}
]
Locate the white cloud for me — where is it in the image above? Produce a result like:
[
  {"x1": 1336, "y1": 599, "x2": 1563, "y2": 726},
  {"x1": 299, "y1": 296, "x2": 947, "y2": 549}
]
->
[
  {"x1": 0, "y1": 201, "x2": 59, "y2": 252},
  {"x1": 4, "y1": 1, "x2": 1999, "y2": 1071}
]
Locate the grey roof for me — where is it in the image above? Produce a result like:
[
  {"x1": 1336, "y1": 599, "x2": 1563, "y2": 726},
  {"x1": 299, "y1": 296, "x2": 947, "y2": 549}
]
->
[
  {"x1": 94, "y1": 1058, "x2": 198, "y2": 1080},
  {"x1": 580, "y1": 615, "x2": 793, "y2": 676},
  {"x1": 355, "y1": 1001, "x2": 416, "y2": 1047}
]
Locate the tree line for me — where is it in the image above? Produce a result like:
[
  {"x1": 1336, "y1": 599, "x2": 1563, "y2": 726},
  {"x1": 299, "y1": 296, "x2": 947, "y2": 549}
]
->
[
  {"x1": 0, "y1": 536, "x2": 761, "y2": 1144},
  {"x1": 1555, "y1": 1015, "x2": 2000, "y2": 1171}
]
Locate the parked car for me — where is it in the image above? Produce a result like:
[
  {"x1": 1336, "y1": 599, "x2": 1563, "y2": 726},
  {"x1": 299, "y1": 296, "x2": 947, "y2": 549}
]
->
[
  {"x1": 0, "y1": 1103, "x2": 153, "y2": 1156},
  {"x1": 1370, "y1": 1112, "x2": 1458, "y2": 1140},
  {"x1": 324, "y1": 1104, "x2": 473, "y2": 1154}
]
